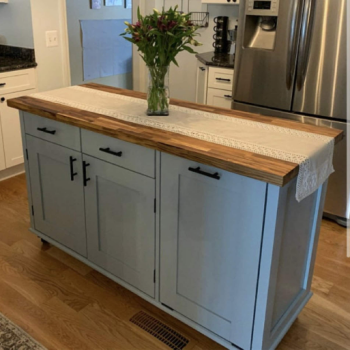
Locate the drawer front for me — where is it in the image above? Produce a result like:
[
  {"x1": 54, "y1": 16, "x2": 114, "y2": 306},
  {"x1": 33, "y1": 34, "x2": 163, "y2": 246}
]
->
[
  {"x1": 0, "y1": 69, "x2": 36, "y2": 95},
  {"x1": 207, "y1": 88, "x2": 233, "y2": 109},
  {"x1": 24, "y1": 113, "x2": 81, "y2": 151},
  {"x1": 208, "y1": 67, "x2": 234, "y2": 91},
  {"x1": 82, "y1": 129, "x2": 155, "y2": 178}
]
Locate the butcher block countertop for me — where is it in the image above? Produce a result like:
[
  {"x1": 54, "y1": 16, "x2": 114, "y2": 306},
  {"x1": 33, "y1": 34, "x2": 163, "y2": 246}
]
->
[{"x1": 7, "y1": 83, "x2": 343, "y2": 186}]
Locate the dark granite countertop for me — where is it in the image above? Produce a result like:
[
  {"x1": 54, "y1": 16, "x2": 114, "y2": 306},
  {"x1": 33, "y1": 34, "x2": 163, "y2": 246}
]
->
[
  {"x1": 0, "y1": 45, "x2": 37, "y2": 73},
  {"x1": 196, "y1": 51, "x2": 235, "y2": 69}
]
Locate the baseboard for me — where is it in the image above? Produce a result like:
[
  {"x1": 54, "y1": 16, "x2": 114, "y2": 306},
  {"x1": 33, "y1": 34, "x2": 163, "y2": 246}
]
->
[{"x1": 0, "y1": 164, "x2": 25, "y2": 182}]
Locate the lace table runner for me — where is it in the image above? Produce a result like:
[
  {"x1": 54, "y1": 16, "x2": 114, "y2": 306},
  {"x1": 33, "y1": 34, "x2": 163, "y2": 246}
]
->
[{"x1": 30, "y1": 86, "x2": 335, "y2": 201}]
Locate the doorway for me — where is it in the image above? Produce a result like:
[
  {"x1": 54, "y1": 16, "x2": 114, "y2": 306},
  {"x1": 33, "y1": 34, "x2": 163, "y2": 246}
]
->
[{"x1": 65, "y1": 0, "x2": 132, "y2": 89}]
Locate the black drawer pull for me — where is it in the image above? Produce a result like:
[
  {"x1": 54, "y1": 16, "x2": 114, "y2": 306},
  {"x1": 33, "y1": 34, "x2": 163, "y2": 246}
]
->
[
  {"x1": 99, "y1": 147, "x2": 122, "y2": 157},
  {"x1": 188, "y1": 167, "x2": 221, "y2": 180},
  {"x1": 69, "y1": 156, "x2": 77, "y2": 181},
  {"x1": 37, "y1": 127, "x2": 56, "y2": 135},
  {"x1": 216, "y1": 78, "x2": 231, "y2": 82},
  {"x1": 224, "y1": 95, "x2": 232, "y2": 98},
  {"x1": 0, "y1": 83, "x2": 6, "y2": 87},
  {"x1": 83, "y1": 161, "x2": 90, "y2": 187},
  {"x1": 199, "y1": 67, "x2": 206, "y2": 71}
]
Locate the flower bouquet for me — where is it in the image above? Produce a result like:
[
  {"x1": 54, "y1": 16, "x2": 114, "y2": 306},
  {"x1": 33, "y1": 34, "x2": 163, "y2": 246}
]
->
[{"x1": 121, "y1": 7, "x2": 201, "y2": 116}]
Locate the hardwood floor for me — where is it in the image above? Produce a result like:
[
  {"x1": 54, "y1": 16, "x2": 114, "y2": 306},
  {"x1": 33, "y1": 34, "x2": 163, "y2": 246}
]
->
[{"x1": 0, "y1": 174, "x2": 349, "y2": 350}]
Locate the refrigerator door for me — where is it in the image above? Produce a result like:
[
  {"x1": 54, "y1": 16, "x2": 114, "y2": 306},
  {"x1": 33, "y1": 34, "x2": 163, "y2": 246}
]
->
[
  {"x1": 293, "y1": 0, "x2": 347, "y2": 120},
  {"x1": 233, "y1": 0, "x2": 304, "y2": 110},
  {"x1": 233, "y1": 102, "x2": 349, "y2": 222}
]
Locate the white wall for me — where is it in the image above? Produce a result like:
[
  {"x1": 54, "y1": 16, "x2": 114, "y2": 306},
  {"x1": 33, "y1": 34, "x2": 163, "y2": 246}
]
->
[
  {"x1": 0, "y1": 0, "x2": 34, "y2": 48},
  {"x1": 30, "y1": 0, "x2": 70, "y2": 92}
]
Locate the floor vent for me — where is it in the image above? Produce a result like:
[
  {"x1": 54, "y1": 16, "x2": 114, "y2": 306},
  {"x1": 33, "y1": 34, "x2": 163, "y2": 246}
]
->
[{"x1": 130, "y1": 311, "x2": 189, "y2": 350}]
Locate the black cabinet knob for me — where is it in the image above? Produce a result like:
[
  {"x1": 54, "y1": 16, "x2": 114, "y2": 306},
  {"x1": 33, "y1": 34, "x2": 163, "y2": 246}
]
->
[{"x1": 0, "y1": 97, "x2": 5, "y2": 103}]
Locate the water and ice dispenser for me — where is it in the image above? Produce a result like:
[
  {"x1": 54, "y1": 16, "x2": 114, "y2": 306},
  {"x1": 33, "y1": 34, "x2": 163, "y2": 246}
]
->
[{"x1": 243, "y1": 0, "x2": 280, "y2": 50}]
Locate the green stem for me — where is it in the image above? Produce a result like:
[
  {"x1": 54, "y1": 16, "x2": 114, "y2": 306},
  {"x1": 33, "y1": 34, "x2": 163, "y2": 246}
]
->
[{"x1": 147, "y1": 66, "x2": 169, "y2": 115}]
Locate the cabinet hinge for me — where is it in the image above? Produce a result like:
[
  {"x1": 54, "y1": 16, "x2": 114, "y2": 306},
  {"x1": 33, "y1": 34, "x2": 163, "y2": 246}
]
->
[
  {"x1": 26, "y1": 149, "x2": 29, "y2": 160},
  {"x1": 153, "y1": 269, "x2": 156, "y2": 283},
  {"x1": 154, "y1": 198, "x2": 156, "y2": 213},
  {"x1": 31, "y1": 205, "x2": 34, "y2": 216}
]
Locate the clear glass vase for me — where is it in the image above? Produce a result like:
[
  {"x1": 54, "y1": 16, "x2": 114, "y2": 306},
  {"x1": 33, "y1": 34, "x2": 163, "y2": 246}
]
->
[{"x1": 147, "y1": 66, "x2": 170, "y2": 116}]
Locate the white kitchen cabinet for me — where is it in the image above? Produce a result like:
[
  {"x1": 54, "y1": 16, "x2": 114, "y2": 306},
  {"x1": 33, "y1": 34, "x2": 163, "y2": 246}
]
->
[
  {"x1": 196, "y1": 65, "x2": 234, "y2": 108},
  {"x1": 0, "y1": 68, "x2": 36, "y2": 173},
  {"x1": 207, "y1": 88, "x2": 233, "y2": 108},
  {"x1": 195, "y1": 61, "x2": 208, "y2": 105},
  {"x1": 160, "y1": 152, "x2": 267, "y2": 349}
]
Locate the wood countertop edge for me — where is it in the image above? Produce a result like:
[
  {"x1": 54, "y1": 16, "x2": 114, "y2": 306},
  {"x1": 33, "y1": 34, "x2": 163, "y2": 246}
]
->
[{"x1": 7, "y1": 92, "x2": 326, "y2": 187}]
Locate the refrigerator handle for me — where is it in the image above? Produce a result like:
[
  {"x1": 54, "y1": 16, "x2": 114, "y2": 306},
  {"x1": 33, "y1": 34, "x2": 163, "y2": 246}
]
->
[
  {"x1": 286, "y1": 0, "x2": 304, "y2": 90},
  {"x1": 296, "y1": 0, "x2": 316, "y2": 91}
]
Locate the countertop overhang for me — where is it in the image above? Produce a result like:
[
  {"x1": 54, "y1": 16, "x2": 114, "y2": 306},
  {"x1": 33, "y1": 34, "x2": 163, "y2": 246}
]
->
[{"x1": 7, "y1": 83, "x2": 343, "y2": 187}]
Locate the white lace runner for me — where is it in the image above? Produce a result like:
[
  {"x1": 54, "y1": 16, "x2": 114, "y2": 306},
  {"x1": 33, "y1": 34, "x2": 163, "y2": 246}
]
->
[{"x1": 30, "y1": 86, "x2": 335, "y2": 201}]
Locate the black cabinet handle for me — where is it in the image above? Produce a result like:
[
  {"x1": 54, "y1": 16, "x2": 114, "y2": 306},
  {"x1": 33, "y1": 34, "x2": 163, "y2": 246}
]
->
[
  {"x1": 0, "y1": 97, "x2": 5, "y2": 103},
  {"x1": 188, "y1": 167, "x2": 221, "y2": 180},
  {"x1": 99, "y1": 147, "x2": 122, "y2": 157},
  {"x1": 224, "y1": 95, "x2": 232, "y2": 98},
  {"x1": 37, "y1": 127, "x2": 56, "y2": 135},
  {"x1": 0, "y1": 83, "x2": 6, "y2": 87},
  {"x1": 83, "y1": 161, "x2": 90, "y2": 186},
  {"x1": 216, "y1": 78, "x2": 231, "y2": 82},
  {"x1": 69, "y1": 156, "x2": 77, "y2": 181},
  {"x1": 199, "y1": 67, "x2": 206, "y2": 71}
]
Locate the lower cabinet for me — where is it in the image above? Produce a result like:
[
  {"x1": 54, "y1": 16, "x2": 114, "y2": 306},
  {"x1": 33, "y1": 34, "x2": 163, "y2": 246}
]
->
[
  {"x1": 206, "y1": 88, "x2": 233, "y2": 109},
  {"x1": 26, "y1": 135, "x2": 87, "y2": 256},
  {"x1": 160, "y1": 153, "x2": 267, "y2": 350},
  {"x1": 83, "y1": 155, "x2": 156, "y2": 298}
]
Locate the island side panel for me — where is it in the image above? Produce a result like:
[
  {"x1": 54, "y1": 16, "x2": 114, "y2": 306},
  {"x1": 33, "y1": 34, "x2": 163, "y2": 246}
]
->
[
  {"x1": 19, "y1": 111, "x2": 35, "y2": 230},
  {"x1": 252, "y1": 180, "x2": 328, "y2": 350}
]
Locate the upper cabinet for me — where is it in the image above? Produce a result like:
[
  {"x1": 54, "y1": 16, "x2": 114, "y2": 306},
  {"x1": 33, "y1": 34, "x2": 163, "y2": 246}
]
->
[{"x1": 202, "y1": 0, "x2": 239, "y2": 4}]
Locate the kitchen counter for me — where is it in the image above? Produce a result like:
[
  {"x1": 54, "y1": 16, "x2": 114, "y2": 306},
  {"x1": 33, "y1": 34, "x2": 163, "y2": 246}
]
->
[
  {"x1": 0, "y1": 45, "x2": 37, "y2": 73},
  {"x1": 196, "y1": 51, "x2": 235, "y2": 69},
  {"x1": 7, "y1": 83, "x2": 342, "y2": 350},
  {"x1": 7, "y1": 83, "x2": 342, "y2": 186}
]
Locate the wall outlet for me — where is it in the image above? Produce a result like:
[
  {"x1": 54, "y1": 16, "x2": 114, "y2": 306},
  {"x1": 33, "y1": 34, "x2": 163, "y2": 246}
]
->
[{"x1": 46, "y1": 31, "x2": 58, "y2": 48}]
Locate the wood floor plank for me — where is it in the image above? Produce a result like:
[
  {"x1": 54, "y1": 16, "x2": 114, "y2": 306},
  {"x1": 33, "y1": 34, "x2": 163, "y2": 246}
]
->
[{"x1": 0, "y1": 279, "x2": 90, "y2": 350}]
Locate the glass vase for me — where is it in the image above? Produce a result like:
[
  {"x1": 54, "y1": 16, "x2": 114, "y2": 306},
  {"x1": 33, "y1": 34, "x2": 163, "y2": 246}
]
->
[{"x1": 147, "y1": 66, "x2": 170, "y2": 116}]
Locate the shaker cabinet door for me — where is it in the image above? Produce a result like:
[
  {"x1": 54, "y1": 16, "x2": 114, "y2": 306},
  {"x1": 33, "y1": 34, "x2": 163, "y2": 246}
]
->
[
  {"x1": 83, "y1": 155, "x2": 156, "y2": 298},
  {"x1": 160, "y1": 153, "x2": 267, "y2": 350},
  {"x1": 26, "y1": 135, "x2": 87, "y2": 256}
]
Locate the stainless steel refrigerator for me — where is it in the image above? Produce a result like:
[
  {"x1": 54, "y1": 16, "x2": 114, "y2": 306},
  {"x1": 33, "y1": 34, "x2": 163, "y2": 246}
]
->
[{"x1": 233, "y1": 0, "x2": 348, "y2": 226}]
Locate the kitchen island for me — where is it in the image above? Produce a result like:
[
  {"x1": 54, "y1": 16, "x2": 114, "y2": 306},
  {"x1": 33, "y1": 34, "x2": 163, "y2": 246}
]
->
[{"x1": 8, "y1": 84, "x2": 342, "y2": 350}]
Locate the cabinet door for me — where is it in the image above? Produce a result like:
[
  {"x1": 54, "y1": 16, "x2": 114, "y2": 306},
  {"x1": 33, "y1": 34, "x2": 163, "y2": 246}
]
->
[
  {"x1": 84, "y1": 155, "x2": 156, "y2": 298},
  {"x1": 195, "y1": 62, "x2": 208, "y2": 104},
  {"x1": 0, "y1": 92, "x2": 25, "y2": 168},
  {"x1": 26, "y1": 135, "x2": 87, "y2": 256},
  {"x1": 160, "y1": 153, "x2": 267, "y2": 349},
  {"x1": 207, "y1": 88, "x2": 233, "y2": 109}
]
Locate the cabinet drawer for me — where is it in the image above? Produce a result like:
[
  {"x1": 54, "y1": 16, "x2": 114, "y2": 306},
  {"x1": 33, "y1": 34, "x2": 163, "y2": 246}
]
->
[
  {"x1": 82, "y1": 129, "x2": 155, "y2": 178},
  {"x1": 208, "y1": 67, "x2": 234, "y2": 91},
  {"x1": 0, "y1": 69, "x2": 36, "y2": 95},
  {"x1": 24, "y1": 113, "x2": 81, "y2": 151},
  {"x1": 207, "y1": 88, "x2": 233, "y2": 109}
]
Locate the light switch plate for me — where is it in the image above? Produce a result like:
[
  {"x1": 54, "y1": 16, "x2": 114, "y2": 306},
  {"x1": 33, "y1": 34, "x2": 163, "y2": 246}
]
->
[{"x1": 46, "y1": 31, "x2": 58, "y2": 48}]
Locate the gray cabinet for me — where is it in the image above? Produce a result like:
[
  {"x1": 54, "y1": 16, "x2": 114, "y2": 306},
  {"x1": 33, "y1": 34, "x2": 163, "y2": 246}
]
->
[
  {"x1": 160, "y1": 153, "x2": 267, "y2": 349},
  {"x1": 26, "y1": 135, "x2": 87, "y2": 256},
  {"x1": 83, "y1": 155, "x2": 156, "y2": 298}
]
